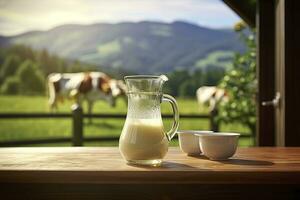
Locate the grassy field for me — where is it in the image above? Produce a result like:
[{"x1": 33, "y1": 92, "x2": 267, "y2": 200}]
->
[{"x1": 0, "y1": 95, "x2": 254, "y2": 147}]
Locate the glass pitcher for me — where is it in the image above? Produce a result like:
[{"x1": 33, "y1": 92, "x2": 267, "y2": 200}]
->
[{"x1": 119, "y1": 75, "x2": 179, "y2": 166}]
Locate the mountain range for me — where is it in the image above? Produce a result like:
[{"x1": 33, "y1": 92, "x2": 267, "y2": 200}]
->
[{"x1": 0, "y1": 21, "x2": 244, "y2": 73}]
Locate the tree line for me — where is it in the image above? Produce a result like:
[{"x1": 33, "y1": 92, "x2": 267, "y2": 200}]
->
[
  {"x1": 0, "y1": 45, "x2": 101, "y2": 95},
  {"x1": 164, "y1": 67, "x2": 225, "y2": 97}
]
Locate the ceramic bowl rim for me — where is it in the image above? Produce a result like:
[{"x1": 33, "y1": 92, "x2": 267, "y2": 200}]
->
[
  {"x1": 177, "y1": 130, "x2": 213, "y2": 135},
  {"x1": 194, "y1": 132, "x2": 240, "y2": 137}
]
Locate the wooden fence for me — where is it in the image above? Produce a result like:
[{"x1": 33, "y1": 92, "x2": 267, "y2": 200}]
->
[{"x1": 0, "y1": 104, "x2": 250, "y2": 147}]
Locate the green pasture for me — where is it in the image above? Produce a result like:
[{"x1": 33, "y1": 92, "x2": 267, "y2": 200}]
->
[{"x1": 0, "y1": 95, "x2": 254, "y2": 147}]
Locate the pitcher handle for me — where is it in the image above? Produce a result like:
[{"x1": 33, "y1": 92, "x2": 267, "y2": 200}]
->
[{"x1": 162, "y1": 94, "x2": 179, "y2": 141}]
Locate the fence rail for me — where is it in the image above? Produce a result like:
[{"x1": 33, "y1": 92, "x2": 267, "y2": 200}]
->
[{"x1": 0, "y1": 104, "x2": 251, "y2": 147}]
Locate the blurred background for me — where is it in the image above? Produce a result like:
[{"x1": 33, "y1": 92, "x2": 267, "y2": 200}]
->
[{"x1": 0, "y1": 0, "x2": 256, "y2": 147}]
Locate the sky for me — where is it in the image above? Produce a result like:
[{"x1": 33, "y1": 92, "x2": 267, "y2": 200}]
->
[{"x1": 0, "y1": 0, "x2": 241, "y2": 36}]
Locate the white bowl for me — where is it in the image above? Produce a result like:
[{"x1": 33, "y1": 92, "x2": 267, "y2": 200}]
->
[
  {"x1": 195, "y1": 132, "x2": 240, "y2": 160},
  {"x1": 177, "y1": 130, "x2": 213, "y2": 155}
]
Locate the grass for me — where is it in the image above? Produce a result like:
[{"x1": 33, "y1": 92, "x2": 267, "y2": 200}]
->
[
  {"x1": 194, "y1": 50, "x2": 234, "y2": 70},
  {"x1": 0, "y1": 95, "x2": 254, "y2": 147}
]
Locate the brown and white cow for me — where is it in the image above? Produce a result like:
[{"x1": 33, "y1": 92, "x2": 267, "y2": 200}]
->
[
  {"x1": 47, "y1": 72, "x2": 126, "y2": 115},
  {"x1": 196, "y1": 86, "x2": 228, "y2": 112}
]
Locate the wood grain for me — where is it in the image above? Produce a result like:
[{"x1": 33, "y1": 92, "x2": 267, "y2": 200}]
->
[{"x1": 0, "y1": 147, "x2": 300, "y2": 184}]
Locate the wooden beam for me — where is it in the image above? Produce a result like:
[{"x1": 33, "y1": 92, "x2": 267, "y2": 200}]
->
[{"x1": 222, "y1": 0, "x2": 256, "y2": 27}]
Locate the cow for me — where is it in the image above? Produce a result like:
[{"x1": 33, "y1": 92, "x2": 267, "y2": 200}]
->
[
  {"x1": 47, "y1": 72, "x2": 126, "y2": 116},
  {"x1": 196, "y1": 86, "x2": 228, "y2": 112}
]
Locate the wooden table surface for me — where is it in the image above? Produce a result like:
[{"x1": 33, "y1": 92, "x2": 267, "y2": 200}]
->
[{"x1": 0, "y1": 147, "x2": 300, "y2": 184}]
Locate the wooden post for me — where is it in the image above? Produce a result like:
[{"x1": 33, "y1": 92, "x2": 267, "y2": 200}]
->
[
  {"x1": 72, "y1": 104, "x2": 83, "y2": 146},
  {"x1": 256, "y1": 0, "x2": 276, "y2": 146},
  {"x1": 275, "y1": 0, "x2": 300, "y2": 146},
  {"x1": 210, "y1": 108, "x2": 219, "y2": 132}
]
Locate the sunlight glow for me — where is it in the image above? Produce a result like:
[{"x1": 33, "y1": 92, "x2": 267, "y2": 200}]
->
[{"x1": 0, "y1": 0, "x2": 240, "y2": 35}]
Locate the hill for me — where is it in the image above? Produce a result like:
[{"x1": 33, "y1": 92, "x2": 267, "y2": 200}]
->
[{"x1": 1, "y1": 21, "x2": 244, "y2": 73}]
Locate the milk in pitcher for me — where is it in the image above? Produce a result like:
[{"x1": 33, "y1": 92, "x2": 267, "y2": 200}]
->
[{"x1": 119, "y1": 118, "x2": 168, "y2": 161}]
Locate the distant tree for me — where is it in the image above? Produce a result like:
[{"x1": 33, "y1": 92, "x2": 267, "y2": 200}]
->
[
  {"x1": 8, "y1": 45, "x2": 36, "y2": 62},
  {"x1": 0, "y1": 48, "x2": 5, "y2": 67},
  {"x1": 37, "y1": 49, "x2": 52, "y2": 74},
  {"x1": 191, "y1": 69, "x2": 205, "y2": 87},
  {"x1": 1, "y1": 76, "x2": 20, "y2": 95},
  {"x1": 218, "y1": 21, "x2": 257, "y2": 136},
  {"x1": 179, "y1": 80, "x2": 197, "y2": 97},
  {"x1": 16, "y1": 60, "x2": 45, "y2": 94},
  {"x1": 37, "y1": 50, "x2": 66, "y2": 74},
  {"x1": 0, "y1": 55, "x2": 21, "y2": 84},
  {"x1": 204, "y1": 67, "x2": 225, "y2": 86},
  {"x1": 165, "y1": 70, "x2": 190, "y2": 96}
]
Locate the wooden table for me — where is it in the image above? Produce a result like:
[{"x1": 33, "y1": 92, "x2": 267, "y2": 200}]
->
[{"x1": 0, "y1": 147, "x2": 299, "y2": 199}]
